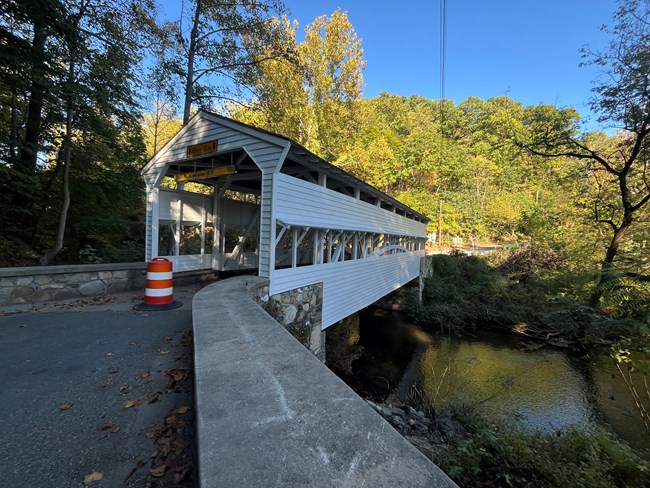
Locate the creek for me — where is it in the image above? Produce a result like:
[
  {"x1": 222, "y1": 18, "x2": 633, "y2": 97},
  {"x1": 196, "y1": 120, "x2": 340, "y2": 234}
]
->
[{"x1": 329, "y1": 307, "x2": 650, "y2": 459}]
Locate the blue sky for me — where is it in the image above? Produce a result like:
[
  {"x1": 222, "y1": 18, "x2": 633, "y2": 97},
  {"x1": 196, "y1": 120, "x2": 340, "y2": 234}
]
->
[
  {"x1": 285, "y1": 0, "x2": 617, "y2": 126},
  {"x1": 159, "y1": 1, "x2": 618, "y2": 126}
]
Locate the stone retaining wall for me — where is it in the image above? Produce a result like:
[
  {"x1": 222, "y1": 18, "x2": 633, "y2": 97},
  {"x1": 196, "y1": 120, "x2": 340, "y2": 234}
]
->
[
  {"x1": 250, "y1": 281, "x2": 324, "y2": 360},
  {"x1": 0, "y1": 263, "x2": 148, "y2": 307}
]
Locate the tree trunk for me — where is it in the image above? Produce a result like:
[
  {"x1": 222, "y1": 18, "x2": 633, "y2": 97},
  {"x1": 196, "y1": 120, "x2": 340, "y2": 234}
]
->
[
  {"x1": 39, "y1": 65, "x2": 74, "y2": 266},
  {"x1": 18, "y1": 23, "x2": 48, "y2": 174},
  {"x1": 9, "y1": 87, "x2": 18, "y2": 160},
  {"x1": 587, "y1": 222, "x2": 630, "y2": 308},
  {"x1": 183, "y1": 0, "x2": 202, "y2": 125}
]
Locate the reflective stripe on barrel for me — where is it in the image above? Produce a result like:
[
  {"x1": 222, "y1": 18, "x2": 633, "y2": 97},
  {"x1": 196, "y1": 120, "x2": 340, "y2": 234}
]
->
[{"x1": 144, "y1": 258, "x2": 174, "y2": 305}]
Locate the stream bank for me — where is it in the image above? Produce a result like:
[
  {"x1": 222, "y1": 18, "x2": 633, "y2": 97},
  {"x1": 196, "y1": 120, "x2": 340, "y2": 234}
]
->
[{"x1": 326, "y1": 307, "x2": 650, "y2": 487}]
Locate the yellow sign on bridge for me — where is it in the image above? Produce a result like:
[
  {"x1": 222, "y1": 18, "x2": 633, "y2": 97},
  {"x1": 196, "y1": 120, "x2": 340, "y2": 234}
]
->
[
  {"x1": 174, "y1": 165, "x2": 235, "y2": 182},
  {"x1": 186, "y1": 140, "x2": 218, "y2": 158}
]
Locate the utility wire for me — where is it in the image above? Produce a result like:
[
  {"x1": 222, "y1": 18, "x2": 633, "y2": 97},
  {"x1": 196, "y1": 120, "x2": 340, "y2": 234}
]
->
[
  {"x1": 439, "y1": 0, "x2": 447, "y2": 103},
  {"x1": 438, "y1": 0, "x2": 448, "y2": 245},
  {"x1": 439, "y1": 0, "x2": 448, "y2": 135}
]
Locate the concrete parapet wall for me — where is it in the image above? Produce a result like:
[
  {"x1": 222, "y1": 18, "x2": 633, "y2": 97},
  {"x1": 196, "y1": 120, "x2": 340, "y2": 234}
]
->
[
  {"x1": 0, "y1": 263, "x2": 148, "y2": 306},
  {"x1": 192, "y1": 276, "x2": 456, "y2": 488}
]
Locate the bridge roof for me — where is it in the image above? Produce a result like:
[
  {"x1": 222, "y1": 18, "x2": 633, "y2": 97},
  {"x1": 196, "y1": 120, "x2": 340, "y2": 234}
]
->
[{"x1": 142, "y1": 110, "x2": 429, "y2": 224}]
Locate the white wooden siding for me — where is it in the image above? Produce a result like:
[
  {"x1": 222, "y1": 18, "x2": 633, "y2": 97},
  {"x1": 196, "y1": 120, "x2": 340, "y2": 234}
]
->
[
  {"x1": 274, "y1": 174, "x2": 426, "y2": 237},
  {"x1": 271, "y1": 252, "x2": 422, "y2": 328},
  {"x1": 245, "y1": 143, "x2": 289, "y2": 278},
  {"x1": 258, "y1": 171, "x2": 274, "y2": 278},
  {"x1": 221, "y1": 199, "x2": 258, "y2": 226},
  {"x1": 159, "y1": 190, "x2": 214, "y2": 224},
  {"x1": 167, "y1": 254, "x2": 213, "y2": 272}
]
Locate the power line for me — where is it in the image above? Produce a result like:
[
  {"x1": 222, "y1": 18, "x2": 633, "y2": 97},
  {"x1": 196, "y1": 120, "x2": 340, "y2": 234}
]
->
[
  {"x1": 439, "y1": 0, "x2": 447, "y2": 102},
  {"x1": 438, "y1": 0, "x2": 448, "y2": 245}
]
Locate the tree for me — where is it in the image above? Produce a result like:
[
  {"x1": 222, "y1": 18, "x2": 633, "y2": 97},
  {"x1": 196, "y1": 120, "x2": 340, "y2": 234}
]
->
[
  {"x1": 39, "y1": 0, "x2": 152, "y2": 264},
  {"x1": 520, "y1": 0, "x2": 650, "y2": 308},
  {"x1": 0, "y1": 0, "x2": 154, "y2": 264},
  {"x1": 236, "y1": 9, "x2": 366, "y2": 161},
  {"x1": 142, "y1": 101, "x2": 182, "y2": 157},
  {"x1": 156, "y1": 0, "x2": 287, "y2": 125}
]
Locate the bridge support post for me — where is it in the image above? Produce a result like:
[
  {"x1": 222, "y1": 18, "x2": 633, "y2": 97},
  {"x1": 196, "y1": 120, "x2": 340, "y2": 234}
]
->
[{"x1": 419, "y1": 255, "x2": 435, "y2": 303}]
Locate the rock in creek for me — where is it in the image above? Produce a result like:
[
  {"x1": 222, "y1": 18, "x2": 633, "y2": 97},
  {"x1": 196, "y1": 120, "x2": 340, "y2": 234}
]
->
[{"x1": 365, "y1": 399, "x2": 468, "y2": 452}]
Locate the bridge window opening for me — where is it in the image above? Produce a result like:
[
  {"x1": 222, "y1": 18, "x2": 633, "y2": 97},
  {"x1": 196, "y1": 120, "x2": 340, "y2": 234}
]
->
[
  {"x1": 274, "y1": 224, "x2": 424, "y2": 271},
  {"x1": 180, "y1": 223, "x2": 202, "y2": 255},
  {"x1": 224, "y1": 226, "x2": 241, "y2": 254},
  {"x1": 158, "y1": 224, "x2": 176, "y2": 256},
  {"x1": 274, "y1": 226, "x2": 292, "y2": 269},
  {"x1": 359, "y1": 192, "x2": 374, "y2": 205},
  {"x1": 321, "y1": 177, "x2": 357, "y2": 198},
  {"x1": 296, "y1": 231, "x2": 314, "y2": 267},
  {"x1": 204, "y1": 226, "x2": 214, "y2": 253},
  {"x1": 222, "y1": 189, "x2": 260, "y2": 204}
]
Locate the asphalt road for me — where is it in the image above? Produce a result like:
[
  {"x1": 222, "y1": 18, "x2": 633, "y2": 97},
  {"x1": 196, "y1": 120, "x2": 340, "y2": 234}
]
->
[{"x1": 0, "y1": 286, "x2": 200, "y2": 488}]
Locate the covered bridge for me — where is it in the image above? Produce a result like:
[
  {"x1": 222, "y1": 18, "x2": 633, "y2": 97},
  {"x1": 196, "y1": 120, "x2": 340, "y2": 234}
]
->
[{"x1": 141, "y1": 111, "x2": 429, "y2": 328}]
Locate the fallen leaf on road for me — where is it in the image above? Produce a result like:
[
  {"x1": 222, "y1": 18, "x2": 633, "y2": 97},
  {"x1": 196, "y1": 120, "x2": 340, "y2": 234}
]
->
[
  {"x1": 141, "y1": 371, "x2": 151, "y2": 379},
  {"x1": 108, "y1": 367, "x2": 119, "y2": 374},
  {"x1": 98, "y1": 421, "x2": 115, "y2": 431},
  {"x1": 175, "y1": 405, "x2": 190, "y2": 414},
  {"x1": 124, "y1": 460, "x2": 146, "y2": 483},
  {"x1": 165, "y1": 367, "x2": 188, "y2": 388},
  {"x1": 106, "y1": 352, "x2": 113, "y2": 357},
  {"x1": 174, "y1": 354, "x2": 186, "y2": 361},
  {"x1": 150, "y1": 464, "x2": 166, "y2": 477},
  {"x1": 173, "y1": 438, "x2": 190, "y2": 455},
  {"x1": 173, "y1": 464, "x2": 190, "y2": 483},
  {"x1": 124, "y1": 398, "x2": 141, "y2": 409},
  {"x1": 83, "y1": 471, "x2": 103, "y2": 486},
  {"x1": 164, "y1": 336, "x2": 173, "y2": 341},
  {"x1": 145, "y1": 395, "x2": 159, "y2": 404},
  {"x1": 59, "y1": 402, "x2": 73, "y2": 411},
  {"x1": 98, "y1": 421, "x2": 121, "y2": 433},
  {"x1": 18, "y1": 324, "x2": 29, "y2": 328},
  {"x1": 145, "y1": 427, "x2": 161, "y2": 439},
  {"x1": 158, "y1": 349, "x2": 169, "y2": 355},
  {"x1": 129, "y1": 340, "x2": 138, "y2": 346}
]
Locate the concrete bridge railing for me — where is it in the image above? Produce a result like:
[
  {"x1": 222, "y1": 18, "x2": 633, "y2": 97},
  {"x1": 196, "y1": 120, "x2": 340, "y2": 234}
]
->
[{"x1": 192, "y1": 275, "x2": 456, "y2": 488}]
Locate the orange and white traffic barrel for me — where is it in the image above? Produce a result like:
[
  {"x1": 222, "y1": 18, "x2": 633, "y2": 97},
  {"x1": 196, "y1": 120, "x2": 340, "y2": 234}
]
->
[{"x1": 135, "y1": 258, "x2": 182, "y2": 311}]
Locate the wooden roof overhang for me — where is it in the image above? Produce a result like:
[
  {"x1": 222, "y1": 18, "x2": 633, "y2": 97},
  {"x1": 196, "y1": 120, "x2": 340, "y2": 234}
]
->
[{"x1": 141, "y1": 110, "x2": 429, "y2": 225}]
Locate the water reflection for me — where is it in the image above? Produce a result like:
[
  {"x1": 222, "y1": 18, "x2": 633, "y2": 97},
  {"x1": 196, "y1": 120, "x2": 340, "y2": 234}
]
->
[
  {"x1": 413, "y1": 336, "x2": 594, "y2": 432},
  {"x1": 334, "y1": 307, "x2": 650, "y2": 457}
]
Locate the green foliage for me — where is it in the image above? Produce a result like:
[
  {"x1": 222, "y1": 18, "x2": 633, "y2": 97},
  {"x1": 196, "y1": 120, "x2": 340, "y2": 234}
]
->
[
  {"x1": 415, "y1": 254, "x2": 510, "y2": 331},
  {"x1": 0, "y1": 0, "x2": 153, "y2": 264},
  {"x1": 434, "y1": 406, "x2": 650, "y2": 488},
  {"x1": 234, "y1": 9, "x2": 365, "y2": 162},
  {"x1": 417, "y1": 250, "x2": 647, "y2": 346}
]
